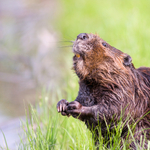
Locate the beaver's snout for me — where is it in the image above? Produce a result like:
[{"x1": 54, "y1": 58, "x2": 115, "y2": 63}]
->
[{"x1": 77, "y1": 33, "x2": 89, "y2": 40}]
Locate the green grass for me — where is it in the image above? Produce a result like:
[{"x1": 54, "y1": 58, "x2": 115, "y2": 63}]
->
[
  {"x1": 18, "y1": 86, "x2": 96, "y2": 150},
  {"x1": 17, "y1": 87, "x2": 149, "y2": 150}
]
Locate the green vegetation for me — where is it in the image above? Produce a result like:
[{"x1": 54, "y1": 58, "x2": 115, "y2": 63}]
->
[
  {"x1": 19, "y1": 89, "x2": 96, "y2": 150},
  {"x1": 17, "y1": 89, "x2": 149, "y2": 149}
]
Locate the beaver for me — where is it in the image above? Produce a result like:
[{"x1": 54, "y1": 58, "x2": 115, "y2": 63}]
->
[{"x1": 57, "y1": 33, "x2": 150, "y2": 149}]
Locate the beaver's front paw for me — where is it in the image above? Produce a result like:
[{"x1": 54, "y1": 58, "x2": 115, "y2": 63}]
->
[
  {"x1": 66, "y1": 101, "x2": 82, "y2": 118},
  {"x1": 57, "y1": 99, "x2": 70, "y2": 116}
]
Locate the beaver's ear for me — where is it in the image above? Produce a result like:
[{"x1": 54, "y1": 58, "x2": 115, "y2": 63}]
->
[{"x1": 123, "y1": 54, "x2": 132, "y2": 66}]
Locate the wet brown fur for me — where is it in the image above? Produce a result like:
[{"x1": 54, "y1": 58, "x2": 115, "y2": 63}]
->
[
  {"x1": 73, "y1": 33, "x2": 150, "y2": 148},
  {"x1": 57, "y1": 33, "x2": 150, "y2": 149}
]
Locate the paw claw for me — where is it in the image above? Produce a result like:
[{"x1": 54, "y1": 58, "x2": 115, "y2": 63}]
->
[{"x1": 57, "y1": 99, "x2": 69, "y2": 116}]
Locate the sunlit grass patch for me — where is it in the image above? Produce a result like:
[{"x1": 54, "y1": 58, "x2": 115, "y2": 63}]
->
[
  {"x1": 17, "y1": 88, "x2": 149, "y2": 150},
  {"x1": 19, "y1": 92, "x2": 95, "y2": 150}
]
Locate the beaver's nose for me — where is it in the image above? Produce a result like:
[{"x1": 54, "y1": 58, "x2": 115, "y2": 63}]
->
[{"x1": 77, "y1": 33, "x2": 89, "y2": 40}]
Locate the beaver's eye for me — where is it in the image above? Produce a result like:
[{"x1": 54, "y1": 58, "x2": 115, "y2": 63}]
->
[{"x1": 102, "y1": 42, "x2": 107, "y2": 47}]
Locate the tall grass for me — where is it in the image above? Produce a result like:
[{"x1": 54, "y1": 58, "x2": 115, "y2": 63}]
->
[
  {"x1": 18, "y1": 85, "x2": 96, "y2": 150},
  {"x1": 18, "y1": 87, "x2": 150, "y2": 150}
]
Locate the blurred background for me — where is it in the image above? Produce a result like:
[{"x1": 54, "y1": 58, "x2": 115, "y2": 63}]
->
[{"x1": 0, "y1": 0, "x2": 150, "y2": 149}]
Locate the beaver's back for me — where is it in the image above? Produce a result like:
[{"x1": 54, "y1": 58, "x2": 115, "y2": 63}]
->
[{"x1": 138, "y1": 67, "x2": 150, "y2": 83}]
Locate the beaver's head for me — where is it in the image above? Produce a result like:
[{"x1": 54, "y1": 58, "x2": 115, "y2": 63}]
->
[
  {"x1": 73, "y1": 33, "x2": 133, "y2": 81},
  {"x1": 73, "y1": 33, "x2": 150, "y2": 117}
]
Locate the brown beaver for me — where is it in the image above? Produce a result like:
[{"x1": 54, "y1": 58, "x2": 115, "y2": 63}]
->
[{"x1": 57, "y1": 33, "x2": 150, "y2": 149}]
